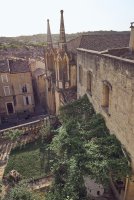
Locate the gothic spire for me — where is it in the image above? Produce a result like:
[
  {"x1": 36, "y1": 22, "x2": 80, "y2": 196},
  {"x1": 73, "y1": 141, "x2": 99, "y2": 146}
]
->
[
  {"x1": 59, "y1": 10, "x2": 67, "y2": 50},
  {"x1": 47, "y1": 19, "x2": 53, "y2": 49}
]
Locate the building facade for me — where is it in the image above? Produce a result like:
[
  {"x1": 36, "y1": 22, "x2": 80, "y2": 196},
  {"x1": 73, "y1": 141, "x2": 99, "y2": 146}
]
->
[{"x1": 0, "y1": 58, "x2": 35, "y2": 124}]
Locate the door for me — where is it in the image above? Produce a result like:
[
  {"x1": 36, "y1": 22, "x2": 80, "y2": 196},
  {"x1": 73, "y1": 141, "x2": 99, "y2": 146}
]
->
[{"x1": 6, "y1": 103, "x2": 14, "y2": 114}]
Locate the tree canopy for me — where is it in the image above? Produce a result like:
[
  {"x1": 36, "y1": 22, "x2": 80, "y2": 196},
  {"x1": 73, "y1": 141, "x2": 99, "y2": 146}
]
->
[{"x1": 45, "y1": 95, "x2": 130, "y2": 200}]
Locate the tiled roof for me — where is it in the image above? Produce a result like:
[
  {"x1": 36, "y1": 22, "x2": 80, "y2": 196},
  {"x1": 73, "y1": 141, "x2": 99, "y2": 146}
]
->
[
  {"x1": 34, "y1": 68, "x2": 45, "y2": 77},
  {"x1": 67, "y1": 33, "x2": 130, "y2": 53},
  {"x1": 67, "y1": 36, "x2": 82, "y2": 53},
  {"x1": 9, "y1": 59, "x2": 30, "y2": 73},
  {"x1": 0, "y1": 58, "x2": 30, "y2": 73},
  {"x1": 0, "y1": 60, "x2": 9, "y2": 72}
]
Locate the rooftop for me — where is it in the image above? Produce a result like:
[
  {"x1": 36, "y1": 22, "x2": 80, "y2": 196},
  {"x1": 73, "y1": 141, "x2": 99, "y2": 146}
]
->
[
  {"x1": 103, "y1": 47, "x2": 134, "y2": 60},
  {"x1": 0, "y1": 60, "x2": 9, "y2": 72},
  {"x1": 67, "y1": 33, "x2": 130, "y2": 53},
  {"x1": 0, "y1": 58, "x2": 30, "y2": 73}
]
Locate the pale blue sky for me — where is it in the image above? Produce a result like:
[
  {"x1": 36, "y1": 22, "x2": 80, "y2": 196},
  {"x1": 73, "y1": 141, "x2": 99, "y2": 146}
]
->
[{"x1": 0, "y1": 0, "x2": 134, "y2": 37}]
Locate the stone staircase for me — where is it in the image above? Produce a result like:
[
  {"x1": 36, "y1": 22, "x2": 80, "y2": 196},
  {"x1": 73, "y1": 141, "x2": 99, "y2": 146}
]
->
[
  {"x1": 0, "y1": 142, "x2": 12, "y2": 162},
  {"x1": 0, "y1": 142, "x2": 15, "y2": 180}
]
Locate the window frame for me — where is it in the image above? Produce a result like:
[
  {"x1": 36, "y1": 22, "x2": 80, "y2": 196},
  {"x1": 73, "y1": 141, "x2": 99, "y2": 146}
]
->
[
  {"x1": 101, "y1": 80, "x2": 112, "y2": 115},
  {"x1": 3, "y1": 86, "x2": 10, "y2": 96},
  {"x1": 1, "y1": 74, "x2": 8, "y2": 83}
]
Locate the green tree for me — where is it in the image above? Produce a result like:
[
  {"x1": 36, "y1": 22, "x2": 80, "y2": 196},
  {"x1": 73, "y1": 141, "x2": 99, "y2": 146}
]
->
[{"x1": 45, "y1": 95, "x2": 130, "y2": 200}]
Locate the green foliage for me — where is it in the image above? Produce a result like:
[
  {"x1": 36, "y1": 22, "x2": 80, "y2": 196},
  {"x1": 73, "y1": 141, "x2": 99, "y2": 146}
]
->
[
  {"x1": 84, "y1": 135, "x2": 130, "y2": 184},
  {"x1": 59, "y1": 95, "x2": 94, "y2": 124},
  {"x1": 4, "y1": 182, "x2": 45, "y2": 200},
  {"x1": 0, "y1": 179, "x2": 2, "y2": 194},
  {"x1": 45, "y1": 95, "x2": 130, "y2": 200},
  {"x1": 39, "y1": 123, "x2": 52, "y2": 142},
  {"x1": 4, "y1": 140, "x2": 46, "y2": 180},
  {"x1": 4, "y1": 129, "x2": 23, "y2": 141},
  {"x1": 39, "y1": 123, "x2": 56, "y2": 174}
]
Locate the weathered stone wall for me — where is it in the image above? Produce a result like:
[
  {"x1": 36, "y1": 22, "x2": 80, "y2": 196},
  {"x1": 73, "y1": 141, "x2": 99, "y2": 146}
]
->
[
  {"x1": 70, "y1": 65, "x2": 77, "y2": 87},
  {"x1": 77, "y1": 49, "x2": 134, "y2": 170}
]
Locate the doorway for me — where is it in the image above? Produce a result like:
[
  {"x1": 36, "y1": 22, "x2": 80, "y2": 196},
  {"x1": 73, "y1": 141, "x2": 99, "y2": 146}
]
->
[{"x1": 6, "y1": 102, "x2": 14, "y2": 114}]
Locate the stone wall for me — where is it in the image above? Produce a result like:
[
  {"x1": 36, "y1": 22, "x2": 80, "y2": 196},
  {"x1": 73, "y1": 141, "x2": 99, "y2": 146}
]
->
[{"x1": 77, "y1": 49, "x2": 134, "y2": 170}]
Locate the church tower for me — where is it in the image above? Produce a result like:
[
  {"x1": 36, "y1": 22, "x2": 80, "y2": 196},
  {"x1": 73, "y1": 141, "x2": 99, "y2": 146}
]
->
[
  {"x1": 59, "y1": 10, "x2": 67, "y2": 51},
  {"x1": 43, "y1": 10, "x2": 77, "y2": 115},
  {"x1": 45, "y1": 19, "x2": 55, "y2": 72},
  {"x1": 54, "y1": 10, "x2": 69, "y2": 90},
  {"x1": 47, "y1": 19, "x2": 53, "y2": 49}
]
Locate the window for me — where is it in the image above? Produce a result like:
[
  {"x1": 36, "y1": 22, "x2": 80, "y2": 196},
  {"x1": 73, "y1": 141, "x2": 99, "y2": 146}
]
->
[
  {"x1": 58, "y1": 60, "x2": 68, "y2": 88},
  {"x1": 26, "y1": 97, "x2": 29, "y2": 105},
  {"x1": 87, "y1": 71, "x2": 92, "y2": 94},
  {"x1": 79, "y1": 65, "x2": 83, "y2": 85},
  {"x1": 13, "y1": 95, "x2": 17, "y2": 106},
  {"x1": 21, "y1": 83, "x2": 30, "y2": 93},
  {"x1": 48, "y1": 79, "x2": 51, "y2": 91},
  {"x1": 1, "y1": 74, "x2": 8, "y2": 83},
  {"x1": 23, "y1": 96, "x2": 32, "y2": 106},
  {"x1": 102, "y1": 80, "x2": 112, "y2": 114},
  {"x1": 3, "y1": 86, "x2": 10, "y2": 96},
  {"x1": 22, "y1": 85, "x2": 27, "y2": 93}
]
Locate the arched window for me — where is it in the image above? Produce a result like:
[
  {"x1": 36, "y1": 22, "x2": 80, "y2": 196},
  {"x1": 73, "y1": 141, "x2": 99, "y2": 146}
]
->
[
  {"x1": 87, "y1": 71, "x2": 92, "y2": 94},
  {"x1": 102, "y1": 80, "x2": 112, "y2": 113},
  {"x1": 63, "y1": 60, "x2": 68, "y2": 82},
  {"x1": 59, "y1": 61, "x2": 63, "y2": 81},
  {"x1": 79, "y1": 65, "x2": 83, "y2": 85},
  {"x1": 58, "y1": 60, "x2": 68, "y2": 83}
]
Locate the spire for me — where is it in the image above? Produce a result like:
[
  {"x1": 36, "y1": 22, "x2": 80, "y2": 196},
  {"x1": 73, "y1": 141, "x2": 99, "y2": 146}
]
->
[
  {"x1": 129, "y1": 22, "x2": 134, "y2": 52},
  {"x1": 47, "y1": 19, "x2": 53, "y2": 49},
  {"x1": 59, "y1": 10, "x2": 67, "y2": 50}
]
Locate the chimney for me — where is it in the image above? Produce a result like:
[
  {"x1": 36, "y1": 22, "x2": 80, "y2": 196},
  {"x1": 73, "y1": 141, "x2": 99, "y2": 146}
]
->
[
  {"x1": 47, "y1": 19, "x2": 53, "y2": 49},
  {"x1": 59, "y1": 10, "x2": 67, "y2": 51},
  {"x1": 129, "y1": 22, "x2": 134, "y2": 52}
]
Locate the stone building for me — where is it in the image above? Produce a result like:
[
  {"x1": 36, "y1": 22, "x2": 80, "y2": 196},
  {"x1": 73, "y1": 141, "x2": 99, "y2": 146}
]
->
[
  {"x1": 0, "y1": 58, "x2": 35, "y2": 124},
  {"x1": 39, "y1": 10, "x2": 77, "y2": 115},
  {"x1": 28, "y1": 58, "x2": 46, "y2": 112},
  {"x1": 77, "y1": 23, "x2": 134, "y2": 200}
]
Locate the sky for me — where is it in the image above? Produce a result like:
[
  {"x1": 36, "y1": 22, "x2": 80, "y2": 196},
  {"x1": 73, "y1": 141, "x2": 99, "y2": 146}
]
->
[{"x1": 0, "y1": 0, "x2": 134, "y2": 37}]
